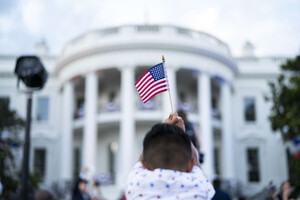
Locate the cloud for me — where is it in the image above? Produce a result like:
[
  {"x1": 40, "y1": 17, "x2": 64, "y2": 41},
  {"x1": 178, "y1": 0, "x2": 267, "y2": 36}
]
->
[
  {"x1": 0, "y1": 0, "x2": 299, "y2": 56},
  {"x1": 20, "y1": 0, "x2": 43, "y2": 35},
  {"x1": 0, "y1": 0, "x2": 17, "y2": 14},
  {"x1": 0, "y1": 16, "x2": 14, "y2": 32}
]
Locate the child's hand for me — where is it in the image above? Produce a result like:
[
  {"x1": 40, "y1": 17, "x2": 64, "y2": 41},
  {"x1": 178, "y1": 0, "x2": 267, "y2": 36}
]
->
[{"x1": 163, "y1": 113, "x2": 185, "y2": 132}]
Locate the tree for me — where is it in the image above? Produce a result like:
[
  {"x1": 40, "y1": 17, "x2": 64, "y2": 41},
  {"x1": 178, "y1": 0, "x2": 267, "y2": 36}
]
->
[
  {"x1": 267, "y1": 55, "x2": 300, "y2": 195},
  {"x1": 0, "y1": 99, "x2": 24, "y2": 197}
]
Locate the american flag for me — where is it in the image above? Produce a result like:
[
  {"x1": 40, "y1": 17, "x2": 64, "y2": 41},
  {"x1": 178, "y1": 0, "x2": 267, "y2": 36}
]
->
[{"x1": 135, "y1": 62, "x2": 169, "y2": 103}]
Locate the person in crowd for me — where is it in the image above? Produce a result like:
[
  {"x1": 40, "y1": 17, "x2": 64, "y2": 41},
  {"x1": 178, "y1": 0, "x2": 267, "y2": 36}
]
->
[
  {"x1": 212, "y1": 178, "x2": 231, "y2": 200},
  {"x1": 272, "y1": 181, "x2": 298, "y2": 200},
  {"x1": 90, "y1": 179, "x2": 105, "y2": 200},
  {"x1": 9, "y1": 183, "x2": 34, "y2": 200},
  {"x1": 34, "y1": 189, "x2": 55, "y2": 200},
  {"x1": 72, "y1": 177, "x2": 91, "y2": 200},
  {"x1": 0, "y1": 178, "x2": 3, "y2": 196},
  {"x1": 177, "y1": 110, "x2": 200, "y2": 149},
  {"x1": 80, "y1": 166, "x2": 94, "y2": 183},
  {"x1": 125, "y1": 113, "x2": 215, "y2": 200},
  {"x1": 266, "y1": 181, "x2": 277, "y2": 200},
  {"x1": 177, "y1": 109, "x2": 204, "y2": 163}
]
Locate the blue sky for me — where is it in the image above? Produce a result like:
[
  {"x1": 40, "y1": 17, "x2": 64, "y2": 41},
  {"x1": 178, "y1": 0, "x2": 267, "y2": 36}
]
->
[{"x1": 0, "y1": 0, "x2": 299, "y2": 57}]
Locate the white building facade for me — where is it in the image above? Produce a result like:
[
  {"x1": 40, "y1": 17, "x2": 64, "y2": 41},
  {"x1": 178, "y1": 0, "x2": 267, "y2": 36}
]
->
[{"x1": 0, "y1": 25, "x2": 288, "y2": 199}]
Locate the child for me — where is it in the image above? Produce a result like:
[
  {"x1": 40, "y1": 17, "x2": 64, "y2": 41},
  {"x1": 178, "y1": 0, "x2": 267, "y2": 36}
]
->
[{"x1": 125, "y1": 113, "x2": 215, "y2": 200}]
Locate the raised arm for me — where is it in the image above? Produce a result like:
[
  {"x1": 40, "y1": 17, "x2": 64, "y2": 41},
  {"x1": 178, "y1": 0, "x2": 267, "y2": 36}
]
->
[{"x1": 163, "y1": 113, "x2": 186, "y2": 132}]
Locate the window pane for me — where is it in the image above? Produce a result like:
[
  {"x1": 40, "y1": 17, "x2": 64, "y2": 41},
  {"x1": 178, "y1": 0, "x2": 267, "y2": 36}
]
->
[
  {"x1": 244, "y1": 98, "x2": 256, "y2": 122},
  {"x1": 73, "y1": 148, "x2": 81, "y2": 177},
  {"x1": 247, "y1": 148, "x2": 260, "y2": 182},
  {"x1": 37, "y1": 97, "x2": 49, "y2": 121},
  {"x1": 34, "y1": 149, "x2": 46, "y2": 178},
  {"x1": 214, "y1": 147, "x2": 220, "y2": 175}
]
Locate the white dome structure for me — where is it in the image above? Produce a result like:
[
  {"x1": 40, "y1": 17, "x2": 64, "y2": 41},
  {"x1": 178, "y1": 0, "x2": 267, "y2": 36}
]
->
[{"x1": 0, "y1": 24, "x2": 288, "y2": 199}]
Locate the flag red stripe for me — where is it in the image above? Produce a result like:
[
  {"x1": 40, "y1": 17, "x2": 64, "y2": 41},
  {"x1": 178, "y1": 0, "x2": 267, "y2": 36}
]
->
[
  {"x1": 135, "y1": 62, "x2": 169, "y2": 103},
  {"x1": 139, "y1": 79, "x2": 167, "y2": 97},
  {"x1": 137, "y1": 78, "x2": 154, "y2": 93},
  {"x1": 143, "y1": 89, "x2": 168, "y2": 103},
  {"x1": 136, "y1": 74, "x2": 153, "y2": 92},
  {"x1": 135, "y1": 71, "x2": 150, "y2": 87},
  {"x1": 141, "y1": 84, "x2": 168, "y2": 101},
  {"x1": 140, "y1": 82, "x2": 167, "y2": 98}
]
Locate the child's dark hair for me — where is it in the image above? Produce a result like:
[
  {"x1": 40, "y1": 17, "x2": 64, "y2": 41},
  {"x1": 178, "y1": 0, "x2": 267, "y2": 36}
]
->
[{"x1": 143, "y1": 123, "x2": 192, "y2": 170}]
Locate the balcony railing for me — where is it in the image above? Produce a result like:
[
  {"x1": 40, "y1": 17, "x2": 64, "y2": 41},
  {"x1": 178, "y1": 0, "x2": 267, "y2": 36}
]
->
[{"x1": 98, "y1": 102, "x2": 120, "y2": 113}]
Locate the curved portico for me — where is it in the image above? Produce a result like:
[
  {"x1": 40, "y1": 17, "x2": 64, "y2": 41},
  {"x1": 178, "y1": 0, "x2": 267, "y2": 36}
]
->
[{"x1": 57, "y1": 25, "x2": 238, "y2": 189}]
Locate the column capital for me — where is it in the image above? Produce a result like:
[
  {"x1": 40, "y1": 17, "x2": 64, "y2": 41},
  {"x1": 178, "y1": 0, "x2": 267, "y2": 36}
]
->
[
  {"x1": 116, "y1": 63, "x2": 135, "y2": 72},
  {"x1": 195, "y1": 70, "x2": 212, "y2": 80}
]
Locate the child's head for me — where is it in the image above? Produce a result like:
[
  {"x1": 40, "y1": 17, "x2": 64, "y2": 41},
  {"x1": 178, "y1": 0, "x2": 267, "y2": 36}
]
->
[{"x1": 142, "y1": 123, "x2": 193, "y2": 172}]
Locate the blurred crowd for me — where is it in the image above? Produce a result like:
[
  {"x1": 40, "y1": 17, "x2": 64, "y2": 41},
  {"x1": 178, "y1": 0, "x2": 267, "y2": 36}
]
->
[
  {"x1": 71, "y1": 166, "x2": 105, "y2": 200},
  {"x1": 0, "y1": 111, "x2": 299, "y2": 200}
]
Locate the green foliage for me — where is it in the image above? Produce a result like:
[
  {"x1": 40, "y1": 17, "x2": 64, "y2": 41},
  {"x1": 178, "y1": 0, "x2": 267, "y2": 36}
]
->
[
  {"x1": 267, "y1": 55, "x2": 300, "y2": 141},
  {"x1": 30, "y1": 173, "x2": 43, "y2": 190},
  {"x1": 1, "y1": 175, "x2": 19, "y2": 197},
  {"x1": 287, "y1": 152, "x2": 300, "y2": 196},
  {"x1": 0, "y1": 100, "x2": 24, "y2": 134},
  {"x1": 267, "y1": 55, "x2": 300, "y2": 194},
  {"x1": 0, "y1": 99, "x2": 24, "y2": 197}
]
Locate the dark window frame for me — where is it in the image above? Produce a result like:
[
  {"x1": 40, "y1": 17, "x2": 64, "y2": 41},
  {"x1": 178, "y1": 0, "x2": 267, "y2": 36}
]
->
[
  {"x1": 36, "y1": 97, "x2": 49, "y2": 122},
  {"x1": 33, "y1": 148, "x2": 47, "y2": 179},
  {"x1": 247, "y1": 148, "x2": 260, "y2": 182},
  {"x1": 244, "y1": 97, "x2": 256, "y2": 122}
]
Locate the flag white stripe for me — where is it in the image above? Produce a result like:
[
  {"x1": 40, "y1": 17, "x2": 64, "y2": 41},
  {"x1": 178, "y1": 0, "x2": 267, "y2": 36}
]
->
[
  {"x1": 136, "y1": 75, "x2": 153, "y2": 92},
  {"x1": 142, "y1": 87, "x2": 168, "y2": 102},
  {"x1": 140, "y1": 78, "x2": 167, "y2": 97},
  {"x1": 135, "y1": 72, "x2": 151, "y2": 89},
  {"x1": 141, "y1": 82, "x2": 168, "y2": 100}
]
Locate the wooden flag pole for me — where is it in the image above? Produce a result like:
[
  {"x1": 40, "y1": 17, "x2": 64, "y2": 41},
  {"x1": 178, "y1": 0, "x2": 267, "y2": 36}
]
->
[{"x1": 162, "y1": 55, "x2": 174, "y2": 113}]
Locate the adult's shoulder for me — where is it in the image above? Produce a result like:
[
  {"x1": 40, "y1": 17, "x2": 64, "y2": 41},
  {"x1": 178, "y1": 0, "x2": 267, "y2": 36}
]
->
[{"x1": 213, "y1": 189, "x2": 231, "y2": 200}]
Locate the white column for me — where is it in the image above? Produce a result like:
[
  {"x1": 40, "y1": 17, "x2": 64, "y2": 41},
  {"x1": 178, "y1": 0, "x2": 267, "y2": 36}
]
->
[
  {"x1": 61, "y1": 81, "x2": 74, "y2": 180},
  {"x1": 198, "y1": 72, "x2": 214, "y2": 178},
  {"x1": 163, "y1": 66, "x2": 176, "y2": 116},
  {"x1": 221, "y1": 81, "x2": 235, "y2": 179},
  {"x1": 82, "y1": 72, "x2": 98, "y2": 175},
  {"x1": 118, "y1": 66, "x2": 135, "y2": 188}
]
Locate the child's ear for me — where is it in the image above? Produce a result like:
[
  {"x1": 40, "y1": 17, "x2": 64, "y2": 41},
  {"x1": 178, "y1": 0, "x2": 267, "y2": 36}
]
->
[
  {"x1": 186, "y1": 159, "x2": 194, "y2": 172},
  {"x1": 140, "y1": 151, "x2": 147, "y2": 169},
  {"x1": 141, "y1": 158, "x2": 154, "y2": 170},
  {"x1": 141, "y1": 159, "x2": 147, "y2": 169}
]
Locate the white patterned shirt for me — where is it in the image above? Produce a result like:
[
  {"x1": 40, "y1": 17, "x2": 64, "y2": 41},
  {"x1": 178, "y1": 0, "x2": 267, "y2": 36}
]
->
[{"x1": 125, "y1": 162, "x2": 215, "y2": 200}]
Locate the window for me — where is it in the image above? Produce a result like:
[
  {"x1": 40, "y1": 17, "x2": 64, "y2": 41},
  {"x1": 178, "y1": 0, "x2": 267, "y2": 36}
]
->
[
  {"x1": 73, "y1": 148, "x2": 81, "y2": 177},
  {"x1": 34, "y1": 148, "x2": 46, "y2": 178},
  {"x1": 244, "y1": 97, "x2": 256, "y2": 122},
  {"x1": 247, "y1": 148, "x2": 260, "y2": 182},
  {"x1": 108, "y1": 91, "x2": 116, "y2": 102},
  {"x1": 75, "y1": 98, "x2": 84, "y2": 118},
  {"x1": 214, "y1": 147, "x2": 220, "y2": 175},
  {"x1": 37, "y1": 97, "x2": 49, "y2": 122}
]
